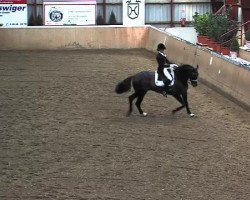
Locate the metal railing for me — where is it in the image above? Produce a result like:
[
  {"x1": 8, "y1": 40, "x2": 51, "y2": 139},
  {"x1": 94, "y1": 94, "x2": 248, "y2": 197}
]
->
[{"x1": 220, "y1": 20, "x2": 250, "y2": 47}]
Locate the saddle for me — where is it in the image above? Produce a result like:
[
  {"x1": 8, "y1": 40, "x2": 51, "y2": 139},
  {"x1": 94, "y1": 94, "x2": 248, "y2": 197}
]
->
[{"x1": 155, "y1": 64, "x2": 177, "y2": 87}]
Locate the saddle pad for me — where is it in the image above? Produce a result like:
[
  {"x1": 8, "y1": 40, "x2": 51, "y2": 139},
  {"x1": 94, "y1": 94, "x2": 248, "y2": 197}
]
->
[{"x1": 155, "y1": 71, "x2": 165, "y2": 86}]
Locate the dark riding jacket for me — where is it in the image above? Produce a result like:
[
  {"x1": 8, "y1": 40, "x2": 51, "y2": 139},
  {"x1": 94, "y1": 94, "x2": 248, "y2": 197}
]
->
[{"x1": 156, "y1": 51, "x2": 171, "y2": 82}]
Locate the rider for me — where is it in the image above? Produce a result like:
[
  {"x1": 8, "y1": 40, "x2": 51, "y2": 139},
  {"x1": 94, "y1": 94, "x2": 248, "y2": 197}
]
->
[{"x1": 156, "y1": 43, "x2": 173, "y2": 96}]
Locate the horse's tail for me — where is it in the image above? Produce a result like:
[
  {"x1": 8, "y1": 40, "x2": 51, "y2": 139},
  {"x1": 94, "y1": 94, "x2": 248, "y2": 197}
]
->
[{"x1": 115, "y1": 76, "x2": 133, "y2": 94}]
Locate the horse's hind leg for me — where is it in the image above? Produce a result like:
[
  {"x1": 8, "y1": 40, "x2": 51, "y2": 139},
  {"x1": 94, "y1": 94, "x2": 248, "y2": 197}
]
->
[
  {"x1": 127, "y1": 92, "x2": 138, "y2": 116},
  {"x1": 135, "y1": 91, "x2": 147, "y2": 116}
]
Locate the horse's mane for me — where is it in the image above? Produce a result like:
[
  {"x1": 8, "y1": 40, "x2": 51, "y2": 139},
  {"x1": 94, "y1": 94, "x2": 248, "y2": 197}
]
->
[
  {"x1": 176, "y1": 64, "x2": 194, "y2": 71},
  {"x1": 175, "y1": 64, "x2": 194, "y2": 75}
]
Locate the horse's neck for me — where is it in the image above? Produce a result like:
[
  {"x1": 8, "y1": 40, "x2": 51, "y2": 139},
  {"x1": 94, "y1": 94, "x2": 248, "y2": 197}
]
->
[{"x1": 174, "y1": 68, "x2": 189, "y2": 87}]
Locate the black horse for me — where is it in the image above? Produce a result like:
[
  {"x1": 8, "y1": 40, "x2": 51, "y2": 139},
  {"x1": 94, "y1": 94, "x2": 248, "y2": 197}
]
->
[{"x1": 115, "y1": 64, "x2": 199, "y2": 117}]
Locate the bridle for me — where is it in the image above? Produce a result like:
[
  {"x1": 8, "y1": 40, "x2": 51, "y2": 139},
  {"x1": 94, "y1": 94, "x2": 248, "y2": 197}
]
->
[
  {"x1": 189, "y1": 71, "x2": 198, "y2": 85},
  {"x1": 190, "y1": 78, "x2": 198, "y2": 83},
  {"x1": 189, "y1": 69, "x2": 198, "y2": 83}
]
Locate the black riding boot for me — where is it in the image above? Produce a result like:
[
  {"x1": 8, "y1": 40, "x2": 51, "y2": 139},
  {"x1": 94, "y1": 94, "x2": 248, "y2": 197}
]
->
[{"x1": 162, "y1": 79, "x2": 171, "y2": 96}]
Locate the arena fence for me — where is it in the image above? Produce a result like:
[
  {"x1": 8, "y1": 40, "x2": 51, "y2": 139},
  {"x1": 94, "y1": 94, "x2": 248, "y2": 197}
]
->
[{"x1": 0, "y1": 26, "x2": 249, "y2": 110}]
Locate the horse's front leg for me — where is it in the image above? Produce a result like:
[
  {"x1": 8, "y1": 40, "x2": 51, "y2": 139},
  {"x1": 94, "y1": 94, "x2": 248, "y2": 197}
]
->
[
  {"x1": 172, "y1": 94, "x2": 185, "y2": 114},
  {"x1": 180, "y1": 93, "x2": 195, "y2": 117},
  {"x1": 172, "y1": 105, "x2": 185, "y2": 114},
  {"x1": 172, "y1": 93, "x2": 194, "y2": 117}
]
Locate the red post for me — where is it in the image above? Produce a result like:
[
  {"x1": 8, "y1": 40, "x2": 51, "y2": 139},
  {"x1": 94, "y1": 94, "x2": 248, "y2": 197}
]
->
[
  {"x1": 180, "y1": 9, "x2": 186, "y2": 27},
  {"x1": 170, "y1": 0, "x2": 173, "y2": 27},
  {"x1": 181, "y1": 18, "x2": 186, "y2": 27},
  {"x1": 103, "y1": 0, "x2": 106, "y2": 24},
  {"x1": 33, "y1": 0, "x2": 37, "y2": 17}
]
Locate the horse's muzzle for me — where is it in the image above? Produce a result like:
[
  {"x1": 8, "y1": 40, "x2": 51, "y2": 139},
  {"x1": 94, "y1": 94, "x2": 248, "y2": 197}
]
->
[{"x1": 190, "y1": 80, "x2": 198, "y2": 87}]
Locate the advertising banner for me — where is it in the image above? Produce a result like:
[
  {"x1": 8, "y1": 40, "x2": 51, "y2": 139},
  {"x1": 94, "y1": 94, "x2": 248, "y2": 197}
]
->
[
  {"x1": 43, "y1": 1, "x2": 96, "y2": 26},
  {"x1": 123, "y1": 0, "x2": 145, "y2": 26},
  {"x1": 0, "y1": 0, "x2": 27, "y2": 27},
  {"x1": 0, "y1": 0, "x2": 26, "y2": 4}
]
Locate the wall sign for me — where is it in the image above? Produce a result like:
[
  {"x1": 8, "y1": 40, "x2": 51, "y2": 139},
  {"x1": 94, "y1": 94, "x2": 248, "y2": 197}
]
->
[
  {"x1": 123, "y1": 0, "x2": 145, "y2": 26},
  {"x1": 43, "y1": 0, "x2": 96, "y2": 26},
  {"x1": 0, "y1": 0, "x2": 27, "y2": 27}
]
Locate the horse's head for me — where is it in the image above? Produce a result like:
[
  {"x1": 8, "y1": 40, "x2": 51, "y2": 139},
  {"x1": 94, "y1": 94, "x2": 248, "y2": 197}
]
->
[
  {"x1": 189, "y1": 65, "x2": 199, "y2": 87},
  {"x1": 174, "y1": 64, "x2": 199, "y2": 88}
]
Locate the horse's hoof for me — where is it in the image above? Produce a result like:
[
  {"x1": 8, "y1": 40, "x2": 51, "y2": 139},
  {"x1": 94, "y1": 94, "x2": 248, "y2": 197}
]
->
[
  {"x1": 141, "y1": 112, "x2": 148, "y2": 117},
  {"x1": 189, "y1": 113, "x2": 195, "y2": 117}
]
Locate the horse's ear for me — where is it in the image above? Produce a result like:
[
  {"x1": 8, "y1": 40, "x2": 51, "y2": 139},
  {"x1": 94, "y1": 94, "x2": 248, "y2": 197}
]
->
[{"x1": 196, "y1": 65, "x2": 199, "y2": 69}]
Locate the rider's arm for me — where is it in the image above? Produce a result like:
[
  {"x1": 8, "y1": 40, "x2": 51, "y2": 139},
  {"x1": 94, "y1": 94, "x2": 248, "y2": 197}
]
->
[{"x1": 165, "y1": 56, "x2": 172, "y2": 64}]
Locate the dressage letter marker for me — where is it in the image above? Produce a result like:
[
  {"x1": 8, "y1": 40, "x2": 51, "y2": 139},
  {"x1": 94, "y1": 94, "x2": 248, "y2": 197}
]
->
[{"x1": 210, "y1": 57, "x2": 213, "y2": 65}]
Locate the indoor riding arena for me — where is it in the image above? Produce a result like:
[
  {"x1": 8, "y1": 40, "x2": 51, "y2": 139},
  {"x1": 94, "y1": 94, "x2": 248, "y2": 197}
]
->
[{"x1": 0, "y1": 27, "x2": 249, "y2": 199}]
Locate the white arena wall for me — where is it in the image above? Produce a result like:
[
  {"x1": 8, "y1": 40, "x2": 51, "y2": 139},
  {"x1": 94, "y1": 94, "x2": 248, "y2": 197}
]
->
[{"x1": 0, "y1": 26, "x2": 249, "y2": 110}]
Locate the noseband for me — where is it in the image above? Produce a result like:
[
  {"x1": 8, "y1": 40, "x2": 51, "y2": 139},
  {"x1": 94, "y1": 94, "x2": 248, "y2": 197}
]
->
[
  {"x1": 189, "y1": 78, "x2": 198, "y2": 85},
  {"x1": 190, "y1": 79, "x2": 198, "y2": 82},
  {"x1": 189, "y1": 71, "x2": 198, "y2": 84}
]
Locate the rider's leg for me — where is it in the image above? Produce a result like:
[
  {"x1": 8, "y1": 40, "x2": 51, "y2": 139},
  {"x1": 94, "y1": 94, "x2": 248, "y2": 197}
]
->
[
  {"x1": 158, "y1": 71, "x2": 171, "y2": 96},
  {"x1": 162, "y1": 76, "x2": 172, "y2": 92},
  {"x1": 163, "y1": 68, "x2": 174, "y2": 93},
  {"x1": 163, "y1": 68, "x2": 173, "y2": 85},
  {"x1": 164, "y1": 70, "x2": 173, "y2": 81}
]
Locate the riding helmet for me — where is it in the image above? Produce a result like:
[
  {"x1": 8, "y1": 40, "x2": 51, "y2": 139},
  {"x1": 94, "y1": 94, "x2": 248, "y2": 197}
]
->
[{"x1": 157, "y1": 43, "x2": 166, "y2": 51}]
